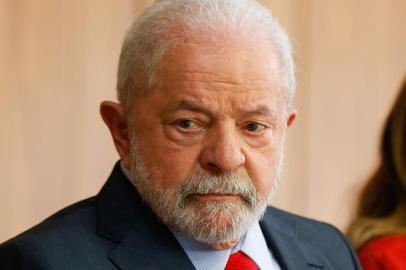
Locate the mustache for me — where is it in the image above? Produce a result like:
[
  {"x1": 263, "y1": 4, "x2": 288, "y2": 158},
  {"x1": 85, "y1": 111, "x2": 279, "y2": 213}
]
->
[{"x1": 178, "y1": 172, "x2": 257, "y2": 207}]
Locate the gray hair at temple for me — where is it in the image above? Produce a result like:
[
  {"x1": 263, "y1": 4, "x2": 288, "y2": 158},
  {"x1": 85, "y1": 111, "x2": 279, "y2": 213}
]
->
[{"x1": 117, "y1": 0, "x2": 296, "y2": 113}]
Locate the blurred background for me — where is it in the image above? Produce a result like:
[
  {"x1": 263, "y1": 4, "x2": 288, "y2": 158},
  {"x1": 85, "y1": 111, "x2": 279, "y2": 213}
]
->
[{"x1": 1, "y1": 0, "x2": 406, "y2": 243}]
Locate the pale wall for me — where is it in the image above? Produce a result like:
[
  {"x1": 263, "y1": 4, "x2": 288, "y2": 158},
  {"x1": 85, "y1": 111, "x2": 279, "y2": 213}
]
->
[{"x1": 1, "y1": 0, "x2": 406, "y2": 242}]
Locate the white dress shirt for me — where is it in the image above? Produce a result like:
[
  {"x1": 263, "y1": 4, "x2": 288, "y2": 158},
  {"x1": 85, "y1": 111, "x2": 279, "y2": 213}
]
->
[{"x1": 171, "y1": 222, "x2": 281, "y2": 270}]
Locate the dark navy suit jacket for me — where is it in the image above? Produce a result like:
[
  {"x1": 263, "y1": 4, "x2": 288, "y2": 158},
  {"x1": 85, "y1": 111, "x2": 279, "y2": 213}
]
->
[{"x1": 0, "y1": 162, "x2": 361, "y2": 269}]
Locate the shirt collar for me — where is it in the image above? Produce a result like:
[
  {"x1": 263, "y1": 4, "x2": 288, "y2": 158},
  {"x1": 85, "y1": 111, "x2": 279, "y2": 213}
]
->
[
  {"x1": 171, "y1": 222, "x2": 275, "y2": 270},
  {"x1": 241, "y1": 222, "x2": 275, "y2": 270}
]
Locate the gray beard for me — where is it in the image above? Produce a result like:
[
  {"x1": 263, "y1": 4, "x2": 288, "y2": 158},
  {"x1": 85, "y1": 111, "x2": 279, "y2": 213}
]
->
[{"x1": 129, "y1": 138, "x2": 283, "y2": 245}]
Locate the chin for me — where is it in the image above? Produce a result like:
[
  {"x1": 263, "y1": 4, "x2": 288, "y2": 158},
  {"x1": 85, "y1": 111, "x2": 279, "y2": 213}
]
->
[{"x1": 166, "y1": 200, "x2": 260, "y2": 245}]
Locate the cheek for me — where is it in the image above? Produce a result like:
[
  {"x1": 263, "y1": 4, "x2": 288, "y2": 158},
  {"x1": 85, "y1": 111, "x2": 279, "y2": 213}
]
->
[
  {"x1": 245, "y1": 146, "x2": 283, "y2": 196},
  {"x1": 136, "y1": 138, "x2": 201, "y2": 188}
]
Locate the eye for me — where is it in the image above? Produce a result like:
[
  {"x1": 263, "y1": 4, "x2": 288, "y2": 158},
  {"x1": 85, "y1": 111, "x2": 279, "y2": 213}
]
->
[
  {"x1": 174, "y1": 119, "x2": 203, "y2": 132},
  {"x1": 245, "y1": 122, "x2": 267, "y2": 133},
  {"x1": 177, "y1": 119, "x2": 194, "y2": 129}
]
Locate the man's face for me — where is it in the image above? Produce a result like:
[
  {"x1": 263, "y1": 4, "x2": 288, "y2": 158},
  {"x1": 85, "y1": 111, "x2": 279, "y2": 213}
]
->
[{"x1": 127, "y1": 41, "x2": 294, "y2": 245}]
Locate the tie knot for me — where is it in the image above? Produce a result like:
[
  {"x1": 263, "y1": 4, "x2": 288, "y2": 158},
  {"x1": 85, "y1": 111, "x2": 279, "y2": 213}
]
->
[{"x1": 225, "y1": 251, "x2": 259, "y2": 270}]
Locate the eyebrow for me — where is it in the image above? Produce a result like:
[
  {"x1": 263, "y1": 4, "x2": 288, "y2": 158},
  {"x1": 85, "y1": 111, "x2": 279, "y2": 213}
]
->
[
  {"x1": 236, "y1": 105, "x2": 277, "y2": 122},
  {"x1": 163, "y1": 99, "x2": 278, "y2": 122},
  {"x1": 163, "y1": 100, "x2": 213, "y2": 116}
]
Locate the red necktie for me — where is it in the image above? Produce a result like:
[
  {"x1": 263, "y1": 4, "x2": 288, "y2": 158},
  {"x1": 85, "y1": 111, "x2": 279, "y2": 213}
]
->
[{"x1": 224, "y1": 251, "x2": 259, "y2": 270}]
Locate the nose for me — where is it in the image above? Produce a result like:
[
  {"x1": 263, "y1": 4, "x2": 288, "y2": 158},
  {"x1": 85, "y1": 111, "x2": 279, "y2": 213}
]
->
[{"x1": 199, "y1": 126, "x2": 245, "y2": 174}]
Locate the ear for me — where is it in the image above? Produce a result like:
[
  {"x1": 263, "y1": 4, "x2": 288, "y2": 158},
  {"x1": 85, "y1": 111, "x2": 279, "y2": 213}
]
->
[
  {"x1": 287, "y1": 109, "x2": 297, "y2": 127},
  {"x1": 100, "y1": 101, "x2": 131, "y2": 167}
]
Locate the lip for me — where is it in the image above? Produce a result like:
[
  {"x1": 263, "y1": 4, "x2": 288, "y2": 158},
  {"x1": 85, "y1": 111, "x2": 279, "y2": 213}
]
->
[{"x1": 190, "y1": 194, "x2": 242, "y2": 202}]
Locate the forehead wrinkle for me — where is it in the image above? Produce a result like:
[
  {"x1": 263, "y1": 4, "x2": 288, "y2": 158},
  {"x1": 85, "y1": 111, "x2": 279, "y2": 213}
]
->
[
  {"x1": 177, "y1": 69, "x2": 276, "y2": 89},
  {"x1": 171, "y1": 76, "x2": 274, "y2": 96}
]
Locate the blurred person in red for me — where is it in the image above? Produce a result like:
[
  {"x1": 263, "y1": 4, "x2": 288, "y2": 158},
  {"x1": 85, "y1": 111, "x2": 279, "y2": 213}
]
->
[{"x1": 347, "y1": 77, "x2": 406, "y2": 269}]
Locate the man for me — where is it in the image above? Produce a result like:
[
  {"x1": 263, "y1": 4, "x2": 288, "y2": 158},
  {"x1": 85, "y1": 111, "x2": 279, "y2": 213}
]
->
[{"x1": 0, "y1": 0, "x2": 361, "y2": 269}]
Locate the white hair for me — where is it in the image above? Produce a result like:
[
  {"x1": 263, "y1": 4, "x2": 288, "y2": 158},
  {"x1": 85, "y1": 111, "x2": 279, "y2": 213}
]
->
[{"x1": 117, "y1": 0, "x2": 296, "y2": 112}]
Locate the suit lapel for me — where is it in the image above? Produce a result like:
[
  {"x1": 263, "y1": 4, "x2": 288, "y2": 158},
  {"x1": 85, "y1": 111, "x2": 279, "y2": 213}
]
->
[
  {"x1": 96, "y1": 163, "x2": 328, "y2": 270},
  {"x1": 108, "y1": 226, "x2": 194, "y2": 270},
  {"x1": 260, "y1": 208, "x2": 325, "y2": 270},
  {"x1": 95, "y1": 162, "x2": 195, "y2": 270}
]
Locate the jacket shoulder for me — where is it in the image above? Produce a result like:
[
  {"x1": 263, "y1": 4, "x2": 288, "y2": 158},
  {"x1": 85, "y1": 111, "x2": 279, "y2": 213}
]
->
[
  {"x1": 0, "y1": 197, "x2": 102, "y2": 269},
  {"x1": 266, "y1": 206, "x2": 344, "y2": 238},
  {"x1": 263, "y1": 207, "x2": 361, "y2": 269},
  {"x1": 6, "y1": 197, "x2": 96, "y2": 242}
]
